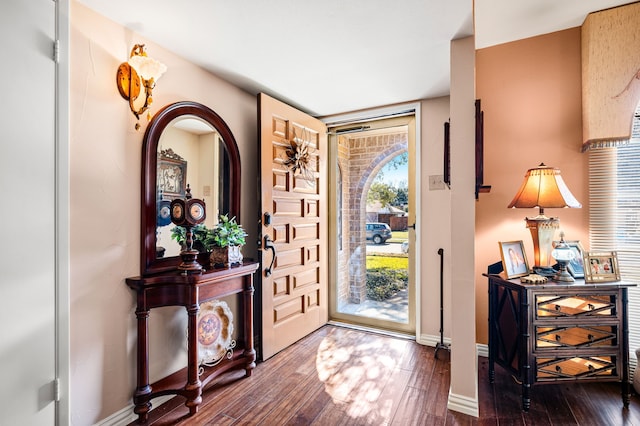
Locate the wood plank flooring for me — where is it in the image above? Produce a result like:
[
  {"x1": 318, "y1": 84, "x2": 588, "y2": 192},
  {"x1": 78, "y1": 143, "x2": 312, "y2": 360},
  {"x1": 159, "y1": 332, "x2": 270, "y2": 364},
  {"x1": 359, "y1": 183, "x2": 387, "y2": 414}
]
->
[{"x1": 132, "y1": 325, "x2": 640, "y2": 425}]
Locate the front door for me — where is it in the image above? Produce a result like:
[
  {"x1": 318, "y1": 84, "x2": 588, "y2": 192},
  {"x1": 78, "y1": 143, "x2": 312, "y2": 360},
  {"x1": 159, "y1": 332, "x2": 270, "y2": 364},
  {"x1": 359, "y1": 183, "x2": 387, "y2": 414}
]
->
[
  {"x1": 258, "y1": 93, "x2": 328, "y2": 360},
  {"x1": 328, "y1": 115, "x2": 417, "y2": 335}
]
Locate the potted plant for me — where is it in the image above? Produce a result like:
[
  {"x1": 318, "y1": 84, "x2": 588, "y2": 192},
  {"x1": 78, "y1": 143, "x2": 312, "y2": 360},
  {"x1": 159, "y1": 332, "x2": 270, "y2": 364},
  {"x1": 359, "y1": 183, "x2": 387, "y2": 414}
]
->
[
  {"x1": 170, "y1": 223, "x2": 209, "y2": 253},
  {"x1": 208, "y1": 214, "x2": 247, "y2": 267}
]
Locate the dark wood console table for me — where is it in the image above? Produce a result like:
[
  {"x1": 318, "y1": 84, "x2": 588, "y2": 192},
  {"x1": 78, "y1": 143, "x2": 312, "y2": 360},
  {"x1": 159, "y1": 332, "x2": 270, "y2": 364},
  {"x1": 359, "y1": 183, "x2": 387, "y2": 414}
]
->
[
  {"x1": 485, "y1": 271, "x2": 634, "y2": 412},
  {"x1": 126, "y1": 261, "x2": 259, "y2": 423}
]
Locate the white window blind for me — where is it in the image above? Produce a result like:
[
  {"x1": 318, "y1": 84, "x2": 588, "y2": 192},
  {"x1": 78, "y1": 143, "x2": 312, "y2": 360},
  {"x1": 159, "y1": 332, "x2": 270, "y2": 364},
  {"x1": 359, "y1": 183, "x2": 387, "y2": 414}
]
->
[{"x1": 589, "y1": 140, "x2": 640, "y2": 375}]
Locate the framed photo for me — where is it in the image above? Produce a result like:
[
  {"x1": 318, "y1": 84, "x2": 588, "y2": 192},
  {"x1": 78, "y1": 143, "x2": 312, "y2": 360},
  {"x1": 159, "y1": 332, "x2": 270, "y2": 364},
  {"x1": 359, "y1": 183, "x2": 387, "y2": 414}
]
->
[
  {"x1": 583, "y1": 251, "x2": 620, "y2": 283},
  {"x1": 499, "y1": 240, "x2": 530, "y2": 279},
  {"x1": 553, "y1": 240, "x2": 585, "y2": 278},
  {"x1": 158, "y1": 149, "x2": 187, "y2": 199}
]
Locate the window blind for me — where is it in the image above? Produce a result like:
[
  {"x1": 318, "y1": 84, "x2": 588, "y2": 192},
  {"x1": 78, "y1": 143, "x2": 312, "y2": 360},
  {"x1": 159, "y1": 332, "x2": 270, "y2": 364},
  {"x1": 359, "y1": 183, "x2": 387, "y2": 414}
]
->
[{"x1": 589, "y1": 140, "x2": 640, "y2": 375}]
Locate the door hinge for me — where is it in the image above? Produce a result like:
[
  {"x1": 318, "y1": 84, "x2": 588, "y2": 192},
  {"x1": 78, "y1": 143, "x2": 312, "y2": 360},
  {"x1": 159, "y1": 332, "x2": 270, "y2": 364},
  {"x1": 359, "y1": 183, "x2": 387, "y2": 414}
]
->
[
  {"x1": 53, "y1": 40, "x2": 60, "y2": 63},
  {"x1": 54, "y1": 378, "x2": 61, "y2": 402}
]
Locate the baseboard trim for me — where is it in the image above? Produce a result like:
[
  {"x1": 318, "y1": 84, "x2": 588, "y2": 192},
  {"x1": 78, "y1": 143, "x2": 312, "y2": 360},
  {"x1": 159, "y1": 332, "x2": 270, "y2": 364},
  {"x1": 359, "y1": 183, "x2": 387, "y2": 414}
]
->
[
  {"x1": 96, "y1": 395, "x2": 174, "y2": 426},
  {"x1": 418, "y1": 333, "x2": 488, "y2": 358},
  {"x1": 417, "y1": 333, "x2": 451, "y2": 347},
  {"x1": 447, "y1": 388, "x2": 479, "y2": 418}
]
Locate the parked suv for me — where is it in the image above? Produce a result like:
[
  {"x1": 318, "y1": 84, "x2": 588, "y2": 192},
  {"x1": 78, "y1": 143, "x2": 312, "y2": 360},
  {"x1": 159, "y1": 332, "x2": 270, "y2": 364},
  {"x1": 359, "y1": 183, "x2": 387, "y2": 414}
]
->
[{"x1": 366, "y1": 222, "x2": 392, "y2": 244}]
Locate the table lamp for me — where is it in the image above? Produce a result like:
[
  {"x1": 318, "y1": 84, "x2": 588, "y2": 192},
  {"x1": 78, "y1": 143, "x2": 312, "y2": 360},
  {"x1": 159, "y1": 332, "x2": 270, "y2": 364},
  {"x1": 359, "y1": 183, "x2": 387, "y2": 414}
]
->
[{"x1": 508, "y1": 163, "x2": 581, "y2": 276}]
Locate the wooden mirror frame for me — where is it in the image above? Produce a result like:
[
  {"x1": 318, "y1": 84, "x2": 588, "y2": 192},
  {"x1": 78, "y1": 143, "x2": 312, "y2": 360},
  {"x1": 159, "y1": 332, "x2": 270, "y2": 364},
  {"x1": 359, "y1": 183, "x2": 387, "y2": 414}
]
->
[{"x1": 141, "y1": 101, "x2": 241, "y2": 275}]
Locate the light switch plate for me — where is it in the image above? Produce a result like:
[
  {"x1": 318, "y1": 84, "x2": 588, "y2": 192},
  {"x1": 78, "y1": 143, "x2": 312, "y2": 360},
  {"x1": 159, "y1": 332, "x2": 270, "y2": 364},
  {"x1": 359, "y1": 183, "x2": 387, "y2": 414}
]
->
[{"x1": 429, "y1": 174, "x2": 445, "y2": 190}]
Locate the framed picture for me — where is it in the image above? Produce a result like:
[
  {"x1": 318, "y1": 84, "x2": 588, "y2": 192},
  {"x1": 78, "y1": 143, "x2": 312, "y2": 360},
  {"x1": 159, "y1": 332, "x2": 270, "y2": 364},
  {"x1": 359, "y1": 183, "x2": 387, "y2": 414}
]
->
[
  {"x1": 499, "y1": 240, "x2": 530, "y2": 279},
  {"x1": 583, "y1": 251, "x2": 620, "y2": 283},
  {"x1": 158, "y1": 149, "x2": 187, "y2": 199},
  {"x1": 553, "y1": 240, "x2": 585, "y2": 278}
]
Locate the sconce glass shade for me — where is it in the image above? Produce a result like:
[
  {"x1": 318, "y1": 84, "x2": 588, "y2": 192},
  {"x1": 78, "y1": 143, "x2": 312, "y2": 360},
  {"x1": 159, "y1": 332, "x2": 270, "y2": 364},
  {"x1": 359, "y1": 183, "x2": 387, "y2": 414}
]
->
[
  {"x1": 128, "y1": 54, "x2": 167, "y2": 82},
  {"x1": 508, "y1": 163, "x2": 581, "y2": 276},
  {"x1": 116, "y1": 44, "x2": 167, "y2": 130}
]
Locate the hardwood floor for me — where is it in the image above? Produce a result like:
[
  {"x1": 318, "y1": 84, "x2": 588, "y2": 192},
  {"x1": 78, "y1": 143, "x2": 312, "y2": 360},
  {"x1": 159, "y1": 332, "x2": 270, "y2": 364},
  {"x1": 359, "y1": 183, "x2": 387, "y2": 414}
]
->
[{"x1": 133, "y1": 325, "x2": 640, "y2": 425}]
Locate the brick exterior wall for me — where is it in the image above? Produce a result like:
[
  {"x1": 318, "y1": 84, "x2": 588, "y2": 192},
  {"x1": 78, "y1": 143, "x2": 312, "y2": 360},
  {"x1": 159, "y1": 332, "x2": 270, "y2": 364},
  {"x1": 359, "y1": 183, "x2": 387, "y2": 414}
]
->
[{"x1": 336, "y1": 132, "x2": 408, "y2": 306}]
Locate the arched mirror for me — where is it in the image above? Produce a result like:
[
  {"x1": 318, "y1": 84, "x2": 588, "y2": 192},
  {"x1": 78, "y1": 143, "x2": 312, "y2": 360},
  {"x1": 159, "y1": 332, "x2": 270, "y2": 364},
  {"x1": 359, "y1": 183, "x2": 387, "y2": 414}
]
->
[{"x1": 141, "y1": 101, "x2": 241, "y2": 275}]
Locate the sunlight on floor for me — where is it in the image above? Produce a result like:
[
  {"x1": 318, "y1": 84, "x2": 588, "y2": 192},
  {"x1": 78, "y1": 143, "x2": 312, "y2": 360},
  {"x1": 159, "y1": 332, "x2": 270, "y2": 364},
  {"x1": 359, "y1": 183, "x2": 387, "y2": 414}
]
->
[{"x1": 314, "y1": 330, "x2": 409, "y2": 421}]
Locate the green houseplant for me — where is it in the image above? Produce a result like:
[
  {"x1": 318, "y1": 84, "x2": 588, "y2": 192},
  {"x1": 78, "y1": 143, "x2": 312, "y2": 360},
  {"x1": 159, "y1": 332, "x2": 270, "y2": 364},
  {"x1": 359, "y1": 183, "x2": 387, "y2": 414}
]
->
[
  {"x1": 170, "y1": 214, "x2": 247, "y2": 267},
  {"x1": 170, "y1": 223, "x2": 209, "y2": 253},
  {"x1": 208, "y1": 214, "x2": 247, "y2": 267}
]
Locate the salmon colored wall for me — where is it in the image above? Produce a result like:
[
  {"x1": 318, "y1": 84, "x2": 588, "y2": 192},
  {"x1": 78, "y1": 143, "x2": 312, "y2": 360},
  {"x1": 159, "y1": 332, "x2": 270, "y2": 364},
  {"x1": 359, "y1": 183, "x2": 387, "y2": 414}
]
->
[{"x1": 475, "y1": 28, "x2": 589, "y2": 345}]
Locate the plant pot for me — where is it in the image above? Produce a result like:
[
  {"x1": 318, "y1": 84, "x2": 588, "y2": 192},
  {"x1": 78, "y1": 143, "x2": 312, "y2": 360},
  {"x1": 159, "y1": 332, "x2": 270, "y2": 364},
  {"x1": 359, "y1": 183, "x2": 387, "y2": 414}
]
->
[{"x1": 210, "y1": 245, "x2": 243, "y2": 268}]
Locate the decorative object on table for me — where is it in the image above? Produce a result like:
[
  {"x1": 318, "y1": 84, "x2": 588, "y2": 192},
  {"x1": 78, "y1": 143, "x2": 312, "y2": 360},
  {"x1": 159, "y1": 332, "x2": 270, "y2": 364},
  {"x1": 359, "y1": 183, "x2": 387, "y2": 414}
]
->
[
  {"x1": 520, "y1": 274, "x2": 548, "y2": 284},
  {"x1": 209, "y1": 214, "x2": 247, "y2": 268},
  {"x1": 508, "y1": 163, "x2": 581, "y2": 277},
  {"x1": 498, "y1": 240, "x2": 530, "y2": 279},
  {"x1": 551, "y1": 232, "x2": 576, "y2": 282},
  {"x1": 115, "y1": 43, "x2": 167, "y2": 130},
  {"x1": 170, "y1": 185, "x2": 206, "y2": 273},
  {"x1": 583, "y1": 251, "x2": 621, "y2": 283},
  {"x1": 553, "y1": 240, "x2": 585, "y2": 278},
  {"x1": 196, "y1": 299, "x2": 235, "y2": 370}
]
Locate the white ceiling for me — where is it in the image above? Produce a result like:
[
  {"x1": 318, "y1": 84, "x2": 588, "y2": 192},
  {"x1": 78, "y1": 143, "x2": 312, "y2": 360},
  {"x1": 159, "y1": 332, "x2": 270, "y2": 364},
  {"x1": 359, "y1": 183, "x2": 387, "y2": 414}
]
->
[{"x1": 79, "y1": 0, "x2": 633, "y2": 117}]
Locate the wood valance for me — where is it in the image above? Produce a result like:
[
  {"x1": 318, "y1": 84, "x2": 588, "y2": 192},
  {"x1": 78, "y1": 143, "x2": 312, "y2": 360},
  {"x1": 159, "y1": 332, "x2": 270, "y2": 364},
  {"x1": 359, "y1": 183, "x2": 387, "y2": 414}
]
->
[{"x1": 582, "y1": 2, "x2": 640, "y2": 151}]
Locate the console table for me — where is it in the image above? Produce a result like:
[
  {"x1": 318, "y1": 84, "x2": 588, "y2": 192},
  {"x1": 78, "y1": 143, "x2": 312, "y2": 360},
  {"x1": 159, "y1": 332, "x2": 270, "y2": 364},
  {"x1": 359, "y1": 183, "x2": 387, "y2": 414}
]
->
[
  {"x1": 126, "y1": 261, "x2": 259, "y2": 423},
  {"x1": 485, "y1": 270, "x2": 634, "y2": 412}
]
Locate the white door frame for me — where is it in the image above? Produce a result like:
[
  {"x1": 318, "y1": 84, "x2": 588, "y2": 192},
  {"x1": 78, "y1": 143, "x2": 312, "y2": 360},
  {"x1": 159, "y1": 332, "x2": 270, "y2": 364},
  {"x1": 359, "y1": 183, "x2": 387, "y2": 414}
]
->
[
  {"x1": 322, "y1": 102, "x2": 422, "y2": 340},
  {"x1": 56, "y1": 0, "x2": 71, "y2": 424}
]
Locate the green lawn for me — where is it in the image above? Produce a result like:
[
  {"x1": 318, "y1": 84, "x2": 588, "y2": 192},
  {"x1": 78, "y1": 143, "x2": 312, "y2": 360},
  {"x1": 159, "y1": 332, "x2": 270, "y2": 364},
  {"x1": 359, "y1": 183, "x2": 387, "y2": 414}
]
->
[
  {"x1": 366, "y1": 255, "x2": 408, "y2": 270},
  {"x1": 389, "y1": 231, "x2": 408, "y2": 243}
]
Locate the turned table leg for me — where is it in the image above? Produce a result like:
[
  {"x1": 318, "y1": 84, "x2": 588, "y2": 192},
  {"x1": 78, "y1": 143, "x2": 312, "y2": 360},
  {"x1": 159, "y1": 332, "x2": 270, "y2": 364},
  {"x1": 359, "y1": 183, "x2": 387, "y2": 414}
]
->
[
  {"x1": 184, "y1": 303, "x2": 202, "y2": 415},
  {"x1": 133, "y1": 308, "x2": 151, "y2": 423}
]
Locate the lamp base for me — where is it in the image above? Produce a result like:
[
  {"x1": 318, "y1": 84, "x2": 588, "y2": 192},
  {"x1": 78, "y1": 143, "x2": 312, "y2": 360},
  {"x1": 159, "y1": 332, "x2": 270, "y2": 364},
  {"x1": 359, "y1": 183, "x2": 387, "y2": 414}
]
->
[
  {"x1": 554, "y1": 270, "x2": 575, "y2": 282},
  {"x1": 532, "y1": 266, "x2": 557, "y2": 277}
]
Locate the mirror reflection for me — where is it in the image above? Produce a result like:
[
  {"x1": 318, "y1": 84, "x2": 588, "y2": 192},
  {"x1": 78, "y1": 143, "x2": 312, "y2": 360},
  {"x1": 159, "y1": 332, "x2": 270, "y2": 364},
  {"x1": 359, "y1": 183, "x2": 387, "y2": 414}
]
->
[
  {"x1": 155, "y1": 115, "x2": 230, "y2": 259},
  {"x1": 141, "y1": 101, "x2": 240, "y2": 276}
]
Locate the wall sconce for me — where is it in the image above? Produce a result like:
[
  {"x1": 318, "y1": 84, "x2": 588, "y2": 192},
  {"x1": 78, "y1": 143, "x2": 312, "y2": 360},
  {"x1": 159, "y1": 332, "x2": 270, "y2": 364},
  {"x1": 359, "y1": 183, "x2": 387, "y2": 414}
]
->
[
  {"x1": 508, "y1": 163, "x2": 581, "y2": 276},
  {"x1": 116, "y1": 44, "x2": 167, "y2": 130}
]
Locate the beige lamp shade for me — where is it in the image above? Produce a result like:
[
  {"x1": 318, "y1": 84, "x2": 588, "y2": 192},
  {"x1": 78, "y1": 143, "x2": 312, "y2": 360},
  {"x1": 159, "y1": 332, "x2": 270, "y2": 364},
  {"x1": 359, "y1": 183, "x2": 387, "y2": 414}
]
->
[
  {"x1": 508, "y1": 163, "x2": 581, "y2": 212},
  {"x1": 508, "y1": 164, "x2": 581, "y2": 273}
]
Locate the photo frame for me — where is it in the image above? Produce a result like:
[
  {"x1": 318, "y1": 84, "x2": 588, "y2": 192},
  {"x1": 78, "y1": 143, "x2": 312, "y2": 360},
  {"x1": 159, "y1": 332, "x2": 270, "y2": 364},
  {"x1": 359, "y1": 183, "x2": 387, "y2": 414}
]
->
[
  {"x1": 158, "y1": 148, "x2": 187, "y2": 199},
  {"x1": 499, "y1": 240, "x2": 530, "y2": 279},
  {"x1": 583, "y1": 251, "x2": 620, "y2": 283},
  {"x1": 553, "y1": 240, "x2": 585, "y2": 278}
]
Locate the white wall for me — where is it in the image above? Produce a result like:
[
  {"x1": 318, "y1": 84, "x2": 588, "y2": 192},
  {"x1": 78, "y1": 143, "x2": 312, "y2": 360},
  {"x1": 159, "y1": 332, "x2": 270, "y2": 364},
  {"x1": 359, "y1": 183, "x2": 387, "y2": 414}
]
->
[
  {"x1": 418, "y1": 97, "x2": 452, "y2": 342},
  {"x1": 448, "y1": 36, "x2": 478, "y2": 417},
  {"x1": 69, "y1": 2, "x2": 257, "y2": 423}
]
